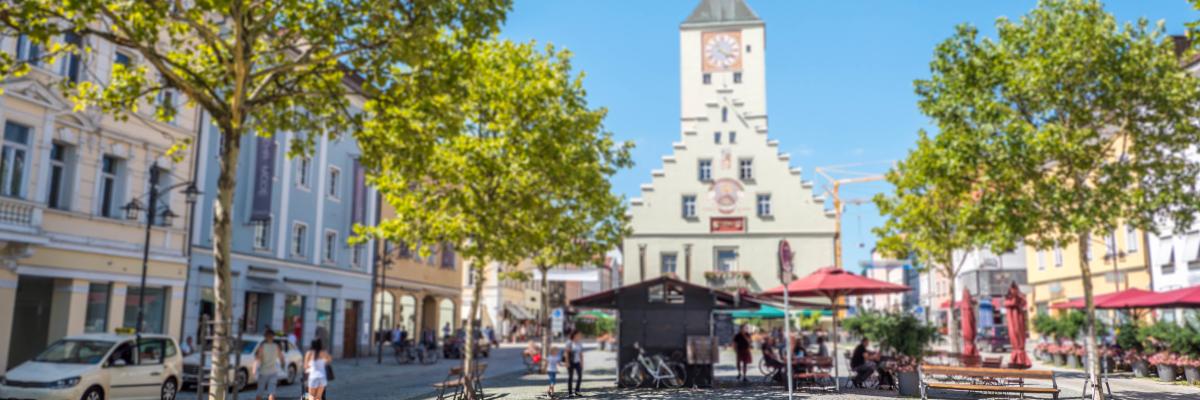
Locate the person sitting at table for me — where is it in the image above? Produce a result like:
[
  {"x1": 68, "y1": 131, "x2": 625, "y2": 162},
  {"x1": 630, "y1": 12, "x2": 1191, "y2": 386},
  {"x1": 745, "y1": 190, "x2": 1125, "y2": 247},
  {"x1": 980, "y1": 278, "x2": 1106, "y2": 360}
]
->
[
  {"x1": 814, "y1": 336, "x2": 829, "y2": 358},
  {"x1": 760, "y1": 337, "x2": 786, "y2": 377},
  {"x1": 850, "y1": 338, "x2": 880, "y2": 388}
]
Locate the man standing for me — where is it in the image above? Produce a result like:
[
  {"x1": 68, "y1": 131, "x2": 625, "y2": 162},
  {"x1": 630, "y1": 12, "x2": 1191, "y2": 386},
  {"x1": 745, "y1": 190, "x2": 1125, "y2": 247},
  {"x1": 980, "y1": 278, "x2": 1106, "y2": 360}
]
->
[{"x1": 255, "y1": 329, "x2": 285, "y2": 400}]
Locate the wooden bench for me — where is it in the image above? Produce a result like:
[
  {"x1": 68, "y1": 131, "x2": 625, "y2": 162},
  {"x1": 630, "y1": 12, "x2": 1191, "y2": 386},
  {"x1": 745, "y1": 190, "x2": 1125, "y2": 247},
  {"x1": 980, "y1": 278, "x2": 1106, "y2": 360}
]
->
[
  {"x1": 432, "y1": 363, "x2": 488, "y2": 400},
  {"x1": 919, "y1": 364, "x2": 1059, "y2": 400}
]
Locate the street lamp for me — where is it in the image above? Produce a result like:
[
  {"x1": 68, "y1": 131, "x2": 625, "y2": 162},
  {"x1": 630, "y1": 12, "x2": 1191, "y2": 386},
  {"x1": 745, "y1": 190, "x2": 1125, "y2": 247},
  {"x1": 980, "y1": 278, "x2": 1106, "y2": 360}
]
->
[{"x1": 124, "y1": 161, "x2": 201, "y2": 334}]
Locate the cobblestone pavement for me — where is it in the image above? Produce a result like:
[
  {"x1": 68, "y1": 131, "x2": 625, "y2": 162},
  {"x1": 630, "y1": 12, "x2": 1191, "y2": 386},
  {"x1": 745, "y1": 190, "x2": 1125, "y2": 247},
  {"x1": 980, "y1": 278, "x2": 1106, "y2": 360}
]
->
[{"x1": 180, "y1": 341, "x2": 1200, "y2": 400}]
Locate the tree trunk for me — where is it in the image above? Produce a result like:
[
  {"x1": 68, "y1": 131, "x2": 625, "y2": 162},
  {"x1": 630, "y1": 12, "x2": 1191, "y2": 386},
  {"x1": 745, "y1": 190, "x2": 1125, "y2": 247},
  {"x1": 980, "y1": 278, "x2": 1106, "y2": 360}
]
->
[
  {"x1": 540, "y1": 265, "x2": 551, "y2": 374},
  {"x1": 207, "y1": 123, "x2": 243, "y2": 399},
  {"x1": 1078, "y1": 232, "x2": 1105, "y2": 400},
  {"x1": 463, "y1": 265, "x2": 485, "y2": 399},
  {"x1": 944, "y1": 252, "x2": 960, "y2": 355}
]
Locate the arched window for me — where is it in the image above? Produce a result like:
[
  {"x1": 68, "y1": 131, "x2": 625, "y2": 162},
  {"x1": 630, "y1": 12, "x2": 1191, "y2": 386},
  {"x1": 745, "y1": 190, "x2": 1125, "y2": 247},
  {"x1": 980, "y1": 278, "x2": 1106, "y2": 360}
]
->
[
  {"x1": 399, "y1": 295, "x2": 417, "y2": 332},
  {"x1": 438, "y1": 299, "x2": 456, "y2": 332},
  {"x1": 373, "y1": 291, "x2": 394, "y2": 329}
]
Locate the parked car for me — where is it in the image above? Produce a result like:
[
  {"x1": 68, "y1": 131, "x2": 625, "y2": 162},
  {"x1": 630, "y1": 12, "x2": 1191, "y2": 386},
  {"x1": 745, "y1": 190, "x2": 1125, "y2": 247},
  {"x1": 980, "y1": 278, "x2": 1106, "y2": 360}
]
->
[
  {"x1": 182, "y1": 335, "x2": 303, "y2": 391},
  {"x1": 0, "y1": 332, "x2": 183, "y2": 400}
]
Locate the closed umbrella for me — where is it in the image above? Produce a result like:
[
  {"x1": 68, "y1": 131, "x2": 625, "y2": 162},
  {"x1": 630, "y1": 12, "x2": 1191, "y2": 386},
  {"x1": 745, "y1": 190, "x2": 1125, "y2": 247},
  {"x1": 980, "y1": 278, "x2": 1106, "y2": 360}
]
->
[
  {"x1": 762, "y1": 266, "x2": 910, "y2": 391},
  {"x1": 1004, "y1": 282, "x2": 1031, "y2": 368},
  {"x1": 960, "y1": 289, "x2": 978, "y2": 358}
]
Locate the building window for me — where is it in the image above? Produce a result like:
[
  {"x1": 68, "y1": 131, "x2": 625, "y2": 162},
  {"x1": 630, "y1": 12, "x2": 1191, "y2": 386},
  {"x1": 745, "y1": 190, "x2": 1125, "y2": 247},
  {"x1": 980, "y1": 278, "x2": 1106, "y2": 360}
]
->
[
  {"x1": 98, "y1": 155, "x2": 123, "y2": 217},
  {"x1": 315, "y1": 297, "x2": 335, "y2": 347},
  {"x1": 122, "y1": 286, "x2": 166, "y2": 333},
  {"x1": 149, "y1": 166, "x2": 171, "y2": 226},
  {"x1": 47, "y1": 142, "x2": 74, "y2": 209},
  {"x1": 756, "y1": 194, "x2": 771, "y2": 217},
  {"x1": 351, "y1": 244, "x2": 365, "y2": 267},
  {"x1": 729, "y1": 131, "x2": 737, "y2": 144},
  {"x1": 698, "y1": 160, "x2": 712, "y2": 181},
  {"x1": 1037, "y1": 250, "x2": 1046, "y2": 271},
  {"x1": 733, "y1": 72, "x2": 742, "y2": 84},
  {"x1": 440, "y1": 243, "x2": 455, "y2": 269},
  {"x1": 715, "y1": 249, "x2": 738, "y2": 272},
  {"x1": 15, "y1": 35, "x2": 41, "y2": 64},
  {"x1": 1, "y1": 122, "x2": 31, "y2": 198},
  {"x1": 84, "y1": 283, "x2": 110, "y2": 333},
  {"x1": 1125, "y1": 225, "x2": 1138, "y2": 253},
  {"x1": 323, "y1": 230, "x2": 338, "y2": 264},
  {"x1": 1104, "y1": 232, "x2": 1117, "y2": 258},
  {"x1": 291, "y1": 222, "x2": 308, "y2": 258},
  {"x1": 703, "y1": 73, "x2": 711, "y2": 84},
  {"x1": 296, "y1": 157, "x2": 311, "y2": 188},
  {"x1": 739, "y1": 158, "x2": 754, "y2": 181},
  {"x1": 62, "y1": 32, "x2": 83, "y2": 83},
  {"x1": 722, "y1": 107, "x2": 728, "y2": 122},
  {"x1": 114, "y1": 50, "x2": 133, "y2": 69},
  {"x1": 713, "y1": 131, "x2": 721, "y2": 144},
  {"x1": 1054, "y1": 246, "x2": 1063, "y2": 267},
  {"x1": 327, "y1": 166, "x2": 340, "y2": 199},
  {"x1": 661, "y1": 253, "x2": 677, "y2": 275},
  {"x1": 252, "y1": 219, "x2": 270, "y2": 250},
  {"x1": 682, "y1": 195, "x2": 696, "y2": 218}
]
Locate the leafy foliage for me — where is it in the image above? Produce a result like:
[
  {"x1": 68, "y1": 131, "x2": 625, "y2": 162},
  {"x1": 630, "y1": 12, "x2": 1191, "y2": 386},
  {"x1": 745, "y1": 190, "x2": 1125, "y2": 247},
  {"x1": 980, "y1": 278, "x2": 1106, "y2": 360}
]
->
[
  {"x1": 843, "y1": 312, "x2": 940, "y2": 361},
  {"x1": 1115, "y1": 322, "x2": 1143, "y2": 352}
]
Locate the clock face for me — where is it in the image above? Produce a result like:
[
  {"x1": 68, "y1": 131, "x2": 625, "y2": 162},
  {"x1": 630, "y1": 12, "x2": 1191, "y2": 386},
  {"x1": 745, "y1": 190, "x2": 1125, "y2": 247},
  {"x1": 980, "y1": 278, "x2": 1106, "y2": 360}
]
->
[{"x1": 702, "y1": 31, "x2": 742, "y2": 72}]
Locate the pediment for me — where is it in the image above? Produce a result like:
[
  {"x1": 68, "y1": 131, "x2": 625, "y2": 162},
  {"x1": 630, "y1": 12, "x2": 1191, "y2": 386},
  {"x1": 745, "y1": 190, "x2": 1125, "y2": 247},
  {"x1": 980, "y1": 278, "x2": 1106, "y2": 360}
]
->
[
  {"x1": 3, "y1": 78, "x2": 68, "y2": 111},
  {"x1": 56, "y1": 112, "x2": 100, "y2": 133}
]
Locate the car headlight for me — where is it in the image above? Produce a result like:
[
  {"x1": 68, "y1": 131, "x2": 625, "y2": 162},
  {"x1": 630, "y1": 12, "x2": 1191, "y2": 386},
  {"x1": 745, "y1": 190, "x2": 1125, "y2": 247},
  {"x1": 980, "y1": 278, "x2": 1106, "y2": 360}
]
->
[{"x1": 50, "y1": 376, "x2": 80, "y2": 389}]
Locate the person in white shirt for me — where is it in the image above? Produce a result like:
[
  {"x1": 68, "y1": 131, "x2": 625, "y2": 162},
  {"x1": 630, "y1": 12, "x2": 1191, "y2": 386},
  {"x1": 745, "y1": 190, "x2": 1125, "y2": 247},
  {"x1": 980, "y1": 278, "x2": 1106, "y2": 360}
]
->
[
  {"x1": 255, "y1": 330, "x2": 285, "y2": 400},
  {"x1": 545, "y1": 346, "x2": 563, "y2": 397}
]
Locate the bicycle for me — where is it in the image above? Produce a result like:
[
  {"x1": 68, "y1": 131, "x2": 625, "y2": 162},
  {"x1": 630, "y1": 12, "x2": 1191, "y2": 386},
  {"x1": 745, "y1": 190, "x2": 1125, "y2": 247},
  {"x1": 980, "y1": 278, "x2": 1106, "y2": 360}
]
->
[
  {"x1": 619, "y1": 342, "x2": 686, "y2": 389},
  {"x1": 394, "y1": 340, "x2": 440, "y2": 365}
]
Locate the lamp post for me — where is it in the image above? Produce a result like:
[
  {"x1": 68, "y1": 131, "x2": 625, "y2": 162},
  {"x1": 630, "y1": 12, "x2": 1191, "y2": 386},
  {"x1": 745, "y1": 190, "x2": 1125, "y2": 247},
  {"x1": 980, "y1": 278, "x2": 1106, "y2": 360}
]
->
[{"x1": 123, "y1": 161, "x2": 201, "y2": 334}]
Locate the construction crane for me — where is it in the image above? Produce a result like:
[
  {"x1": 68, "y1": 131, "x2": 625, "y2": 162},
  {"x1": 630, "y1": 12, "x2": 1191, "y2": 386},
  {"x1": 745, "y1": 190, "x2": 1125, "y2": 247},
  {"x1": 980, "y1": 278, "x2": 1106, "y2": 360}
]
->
[{"x1": 814, "y1": 162, "x2": 890, "y2": 270}]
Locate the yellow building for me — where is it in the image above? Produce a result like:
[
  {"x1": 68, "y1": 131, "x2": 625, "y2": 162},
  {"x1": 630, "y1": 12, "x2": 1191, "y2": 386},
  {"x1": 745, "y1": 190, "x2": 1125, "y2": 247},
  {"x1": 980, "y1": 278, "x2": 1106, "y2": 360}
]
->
[
  {"x1": 460, "y1": 258, "x2": 541, "y2": 342},
  {"x1": 373, "y1": 204, "x2": 462, "y2": 341},
  {"x1": 1024, "y1": 225, "x2": 1153, "y2": 334},
  {"x1": 0, "y1": 35, "x2": 199, "y2": 372}
]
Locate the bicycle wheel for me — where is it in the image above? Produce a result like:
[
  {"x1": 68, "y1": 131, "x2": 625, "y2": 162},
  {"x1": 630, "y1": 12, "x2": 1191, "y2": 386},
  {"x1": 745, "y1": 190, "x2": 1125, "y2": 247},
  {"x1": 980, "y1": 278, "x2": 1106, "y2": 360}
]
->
[
  {"x1": 661, "y1": 361, "x2": 687, "y2": 389},
  {"x1": 421, "y1": 349, "x2": 439, "y2": 365},
  {"x1": 619, "y1": 362, "x2": 646, "y2": 388},
  {"x1": 758, "y1": 358, "x2": 771, "y2": 376}
]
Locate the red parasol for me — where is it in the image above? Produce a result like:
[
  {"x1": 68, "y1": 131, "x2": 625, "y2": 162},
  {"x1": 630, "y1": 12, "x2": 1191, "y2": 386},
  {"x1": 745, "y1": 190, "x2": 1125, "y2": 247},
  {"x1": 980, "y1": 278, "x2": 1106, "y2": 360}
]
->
[
  {"x1": 1118, "y1": 286, "x2": 1200, "y2": 309},
  {"x1": 960, "y1": 289, "x2": 978, "y2": 358},
  {"x1": 1003, "y1": 282, "x2": 1031, "y2": 368},
  {"x1": 1048, "y1": 288, "x2": 1154, "y2": 310},
  {"x1": 762, "y1": 267, "x2": 910, "y2": 391}
]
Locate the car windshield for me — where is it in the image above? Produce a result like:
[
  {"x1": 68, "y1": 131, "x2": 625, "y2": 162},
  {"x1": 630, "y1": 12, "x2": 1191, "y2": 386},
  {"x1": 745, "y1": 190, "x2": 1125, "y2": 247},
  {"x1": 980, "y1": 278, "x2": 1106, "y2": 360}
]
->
[
  {"x1": 34, "y1": 340, "x2": 115, "y2": 364},
  {"x1": 240, "y1": 340, "x2": 258, "y2": 354}
]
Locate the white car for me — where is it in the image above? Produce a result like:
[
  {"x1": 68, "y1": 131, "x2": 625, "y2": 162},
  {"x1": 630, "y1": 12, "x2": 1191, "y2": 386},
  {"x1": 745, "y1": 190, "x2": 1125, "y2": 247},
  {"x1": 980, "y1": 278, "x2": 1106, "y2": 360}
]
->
[
  {"x1": 0, "y1": 333, "x2": 183, "y2": 400},
  {"x1": 182, "y1": 335, "x2": 303, "y2": 391}
]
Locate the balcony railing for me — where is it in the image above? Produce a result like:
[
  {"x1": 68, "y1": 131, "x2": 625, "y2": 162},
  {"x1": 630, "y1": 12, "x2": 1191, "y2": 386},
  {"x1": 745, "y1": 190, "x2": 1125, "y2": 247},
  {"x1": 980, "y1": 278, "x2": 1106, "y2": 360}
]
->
[{"x1": 0, "y1": 196, "x2": 43, "y2": 234}]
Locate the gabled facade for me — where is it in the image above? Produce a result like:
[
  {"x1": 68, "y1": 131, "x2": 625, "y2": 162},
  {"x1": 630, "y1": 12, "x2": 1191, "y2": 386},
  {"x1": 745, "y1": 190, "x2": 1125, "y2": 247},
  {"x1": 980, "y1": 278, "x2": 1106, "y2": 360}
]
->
[{"x1": 622, "y1": 0, "x2": 836, "y2": 293}]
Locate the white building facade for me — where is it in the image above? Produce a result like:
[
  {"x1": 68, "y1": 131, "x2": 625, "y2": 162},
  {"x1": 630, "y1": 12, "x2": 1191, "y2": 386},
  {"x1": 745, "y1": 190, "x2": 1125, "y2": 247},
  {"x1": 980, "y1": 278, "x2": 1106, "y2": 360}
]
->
[{"x1": 623, "y1": 0, "x2": 836, "y2": 293}]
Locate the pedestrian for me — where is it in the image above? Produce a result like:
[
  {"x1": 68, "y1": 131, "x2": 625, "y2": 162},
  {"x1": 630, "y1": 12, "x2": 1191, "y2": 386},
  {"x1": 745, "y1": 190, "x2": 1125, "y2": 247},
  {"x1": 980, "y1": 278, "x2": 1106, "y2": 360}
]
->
[
  {"x1": 255, "y1": 329, "x2": 285, "y2": 400},
  {"x1": 181, "y1": 336, "x2": 195, "y2": 356},
  {"x1": 442, "y1": 322, "x2": 451, "y2": 340},
  {"x1": 565, "y1": 331, "x2": 584, "y2": 397},
  {"x1": 545, "y1": 346, "x2": 563, "y2": 398},
  {"x1": 290, "y1": 316, "x2": 303, "y2": 349},
  {"x1": 305, "y1": 339, "x2": 332, "y2": 400},
  {"x1": 733, "y1": 324, "x2": 752, "y2": 382}
]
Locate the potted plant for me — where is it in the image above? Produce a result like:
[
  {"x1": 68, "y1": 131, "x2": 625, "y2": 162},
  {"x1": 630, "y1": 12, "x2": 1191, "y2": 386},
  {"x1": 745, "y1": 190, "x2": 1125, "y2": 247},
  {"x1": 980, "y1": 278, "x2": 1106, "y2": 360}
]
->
[
  {"x1": 866, "y1": 313, "x2": 939, "y2": 397},
  {"x1": 1125, "y1": 351, "x2": 1150, "y2": 377},
  {"x1": 1180, "y1": 354, "x2": 1200, "y2": 385},
  {"x1": 1115, "y1": 321, "x2": 1143, "y2": 372},
  {"x1": 1066, "y1": 344, "x2": 1083, "y2": 369},
  {"x1": 1034, "y1": 342, "x2": 1053, "y2": 363},
  {"x1": 1149, "y1": 351, "x2": 1180, "y2": 382},
  {"x1": 1050, "y1": 344, "x2": 1067, "y2": 365}
]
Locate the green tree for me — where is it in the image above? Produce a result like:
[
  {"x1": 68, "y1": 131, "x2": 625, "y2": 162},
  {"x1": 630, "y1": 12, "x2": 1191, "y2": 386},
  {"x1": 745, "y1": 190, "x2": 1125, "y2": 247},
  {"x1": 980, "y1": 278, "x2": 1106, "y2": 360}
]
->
[
  {"x1": 913, "y1": 1, "x2": 1200, "y2": 398},
  {"x1": 0, "y1": 1, "x2": 510, "y2": 396},
  {"x1": 873, "y1": 130, "x2": 1013, "y2": 355},
  {"x1": 359, "y1": 39, "x2": 630, "y2": 399}
]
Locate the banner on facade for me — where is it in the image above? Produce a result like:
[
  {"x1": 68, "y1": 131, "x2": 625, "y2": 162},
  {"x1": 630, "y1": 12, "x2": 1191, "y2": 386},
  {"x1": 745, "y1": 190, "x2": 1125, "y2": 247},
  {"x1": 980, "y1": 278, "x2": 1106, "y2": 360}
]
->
[
  {"x1": 250, "y1": 137, "x2": 276, "y2": 221},
  {"x1": 350, "y1": 161, "x2": 366, "y2": 227},
  {"x1": 710, "y1": 217, "x2": 745, "y2": 233}
]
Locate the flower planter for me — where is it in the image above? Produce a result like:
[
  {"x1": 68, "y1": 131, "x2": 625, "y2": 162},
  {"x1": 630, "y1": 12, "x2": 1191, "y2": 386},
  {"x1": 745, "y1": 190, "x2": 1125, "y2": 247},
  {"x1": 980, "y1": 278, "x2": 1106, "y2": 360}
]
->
[
  {"x1": 1040, "y1": 352, "x2": 1053, "y2": 363},
  {"x1": 1054, "y1": 353, "x2": 1067, "y2": 365},
  {"x1": 1132, "y1": 360, "x2": 1150, "y2": 378},
  {"x1": 898, "y1": 371, "x2": 921, "y2": 397},
  {"x1": 1157, "y1": 365, "x2": 1177, "y2": 382},
  {"x1": 1067, "y1": 354, "x2": 1080, "y2": 369},
  {"x1": 1185, "y1": 366, "x2": 1200, "y2": 385}
]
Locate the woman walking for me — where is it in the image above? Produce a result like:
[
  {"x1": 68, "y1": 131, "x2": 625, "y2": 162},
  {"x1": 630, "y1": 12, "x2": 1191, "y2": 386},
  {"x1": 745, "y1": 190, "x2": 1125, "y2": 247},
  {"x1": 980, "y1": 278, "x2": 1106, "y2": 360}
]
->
[{"x1": 305, "y1": 340, "x2": 332, "y2": 400}]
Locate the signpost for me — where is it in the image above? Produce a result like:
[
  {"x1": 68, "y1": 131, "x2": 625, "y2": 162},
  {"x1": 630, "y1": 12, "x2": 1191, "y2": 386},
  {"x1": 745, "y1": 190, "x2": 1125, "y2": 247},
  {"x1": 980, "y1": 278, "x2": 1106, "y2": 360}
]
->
[
  {"x1": 778, "y1": 239, "x2": 795, "y2": 400},
  {"x1": 551, "y1": 308, "x2": 564, "y2": 337}
]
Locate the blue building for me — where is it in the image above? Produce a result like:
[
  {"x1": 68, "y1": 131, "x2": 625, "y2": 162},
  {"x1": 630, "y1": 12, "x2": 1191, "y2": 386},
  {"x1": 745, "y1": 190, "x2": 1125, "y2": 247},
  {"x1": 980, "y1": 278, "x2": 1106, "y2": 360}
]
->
[{"x1": 183, "y1": 113, "x2": 378, "y2": 358}]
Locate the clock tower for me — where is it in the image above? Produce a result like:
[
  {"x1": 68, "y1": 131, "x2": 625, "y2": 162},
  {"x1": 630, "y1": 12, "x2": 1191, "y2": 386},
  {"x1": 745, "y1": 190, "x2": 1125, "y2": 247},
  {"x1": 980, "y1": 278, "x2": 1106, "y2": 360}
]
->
[{"x1": 623, "y1": 0, "x2": 834, "y2": 292}]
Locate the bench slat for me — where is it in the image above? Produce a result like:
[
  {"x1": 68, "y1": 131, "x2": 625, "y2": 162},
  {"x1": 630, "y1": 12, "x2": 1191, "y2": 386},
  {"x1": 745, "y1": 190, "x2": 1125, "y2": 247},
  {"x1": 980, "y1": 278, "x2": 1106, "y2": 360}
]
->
[
  {"x1": 922, "y1": 365, "x2": 1053, "y2": 379},
  {"x1": 926, "y1": 382, "x2": 1059, "y2": 394}
]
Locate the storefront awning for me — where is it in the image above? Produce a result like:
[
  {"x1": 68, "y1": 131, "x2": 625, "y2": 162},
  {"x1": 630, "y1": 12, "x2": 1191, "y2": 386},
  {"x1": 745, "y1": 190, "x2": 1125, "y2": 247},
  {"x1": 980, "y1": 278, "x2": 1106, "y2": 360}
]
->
[
  {"x1": 504, "y1": 303, "x2": 534, "y2": 321},
  {"x1": 245, "y1": 277, "x2": 301, "y2": 296}
]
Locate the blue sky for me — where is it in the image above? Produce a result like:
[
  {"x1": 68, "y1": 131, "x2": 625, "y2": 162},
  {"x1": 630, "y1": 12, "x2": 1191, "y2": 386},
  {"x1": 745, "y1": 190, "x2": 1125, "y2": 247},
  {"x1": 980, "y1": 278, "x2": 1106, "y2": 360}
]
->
[{"x1": 499, "y1": 1, "x2": 1200, "y2": 268}]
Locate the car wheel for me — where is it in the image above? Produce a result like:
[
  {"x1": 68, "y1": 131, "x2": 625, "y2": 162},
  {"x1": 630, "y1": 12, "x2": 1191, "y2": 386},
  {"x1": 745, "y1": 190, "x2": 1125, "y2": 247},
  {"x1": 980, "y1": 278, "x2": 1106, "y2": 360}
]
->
[
  {"x1": 230, "y1": 369, "x2": 247, "y2": 392},
  {"x1": 286, "y1": 364, "x2": 297, "y2": 385},
  {"x1": 81, "y1": 387, "x2": 104, "y2": 400},
  {"x1": 161, "y1": 378, "x2": 178, "y2": 400}
]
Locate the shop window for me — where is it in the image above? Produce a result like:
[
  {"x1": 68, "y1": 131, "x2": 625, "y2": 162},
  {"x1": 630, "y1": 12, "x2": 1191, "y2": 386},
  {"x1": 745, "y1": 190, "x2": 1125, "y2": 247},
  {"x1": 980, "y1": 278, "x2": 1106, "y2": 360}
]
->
[{"x1": 84, "y1": 283, "x2": 110, "y2": 333}]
